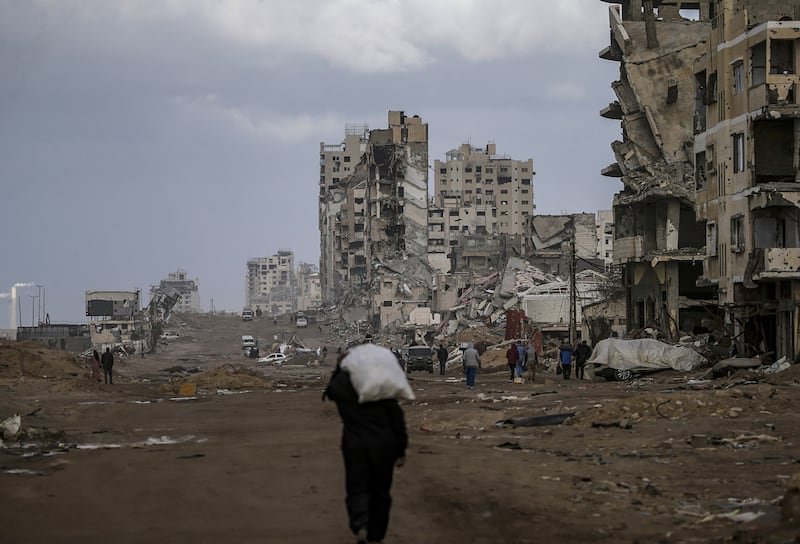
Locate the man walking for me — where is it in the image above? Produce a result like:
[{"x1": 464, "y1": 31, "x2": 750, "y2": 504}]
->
[
  {"x1": 506, "y1": 342, "x2": 519, "y2": 382},
  {"x1": 101, "y1": 347, "x2": 114, "y2": 385},
  {"x1": 324, "y1": 347, "x2": 408, "y2": 544},
  {"x1": 574, "y1": 340, "x2": 592, "y2": 380},
  {"x1": 558, "y1": 343, "x2": 573, "y2": 380},
  {"x1": 462, "y1": 342, "x2": 481, "y2": 389},
  {"x1": 436, "y1": 344, "x2": 448, "y2": 376},
  {"x1": 526, "y1": 342, "x2": 537, "y2": 382}
]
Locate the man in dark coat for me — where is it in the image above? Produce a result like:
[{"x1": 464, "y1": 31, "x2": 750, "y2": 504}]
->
[
  {"x1": 574, "y1": 340, "x2": 593, "y2": 380},
  {"x1": 100, "y1": 347, "x2": 114, "y2": 384},
  {"x1": 436, "y1": 344, "x2": 448, "y2": 376},
  {"x1": 324, "y1": 354, "x2": 408, "y2": 544}
]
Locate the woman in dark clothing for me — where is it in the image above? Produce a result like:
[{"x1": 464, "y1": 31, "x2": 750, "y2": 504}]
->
[
  {"x1": 89, "y1": 349, "x2": 102, "y2": 382},
  {"x1": 324, "y1": 354, "x2": 408, "y2": 544}
]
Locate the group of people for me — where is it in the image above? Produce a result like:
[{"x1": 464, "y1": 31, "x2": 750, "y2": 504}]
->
[
  {"x1": 505, "y1": 341, "x2": 537, "y2": 383},
  {"x1": 558, "y1": 340, "x2": 593, "y2": 380},
  {"x1": 88, "y1": 347, "x2": 115, "y2": 384}
]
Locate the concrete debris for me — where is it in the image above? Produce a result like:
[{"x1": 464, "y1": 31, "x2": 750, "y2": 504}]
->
[{"x1": 1, "y1": 413, "x2": 22, "y2": 440}]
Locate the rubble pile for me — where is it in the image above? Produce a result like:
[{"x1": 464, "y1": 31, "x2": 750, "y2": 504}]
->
[{"x1": 440, "y1": 258, "x2": 561, "y2": 338}]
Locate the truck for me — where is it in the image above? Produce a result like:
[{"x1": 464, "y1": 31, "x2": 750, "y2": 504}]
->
[{"x1": 241, "y1": 309, "x2": 254, "y2": 321}]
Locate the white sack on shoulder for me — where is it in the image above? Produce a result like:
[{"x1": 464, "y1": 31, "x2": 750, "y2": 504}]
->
[{"x1": 341, "y1": 344, "x2": 415, "y2": 403}]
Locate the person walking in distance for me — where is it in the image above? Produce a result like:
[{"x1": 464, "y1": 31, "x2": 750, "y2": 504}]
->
[
  {"x1": 436, "y1": 343, "x2": 448, "y2": 376},
  {"x1": 462, "y1": 342, "x2": 481, "y2": 389},
  {"x1": 101, "y1": 347, "x2": 114, "y2": 384},
  {"x1": 89, "y1": 349, "x2": 102, "y2": 382},
  {"x1": 506, "y1": 342, "x2": 519, "y2": 382},
  {"x1": 574, "y1": 340, "x2": 592, "y2": 380},
  {"x1": 323, "y1": 349, "x2": 408, "y2": 544},
  {"x1": 526, "y1": 341, "x2": 537, "y2": 382},
  {"x1": 516, "y1": 341, "x2": 526, "y2": 379},
  {"x1": 559, "y1": 343, "x2": 573, "y2": 380}
]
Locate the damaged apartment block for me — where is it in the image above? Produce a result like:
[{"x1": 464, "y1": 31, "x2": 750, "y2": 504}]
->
[
  {"x1": 319, "y1": 111, "x2": 434, "y2": 331},
  {"x1": 603, "y1": 0, "x2": 800, "y2": 359},
  {"x1": 601, "y1": 0, "x2": 719, "y2": 340},
  {"x1": 693, "y1": 1, "x2": 800, "y2": 360}
]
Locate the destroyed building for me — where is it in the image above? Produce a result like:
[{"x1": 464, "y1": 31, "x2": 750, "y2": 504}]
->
[
  {"x1": 596, "y1": 209, "x2": 615, "y2": 269},
  {"x1": 245, "y1": 250, "x2": 295, "y2": 316},
  {"x1": 86, "y1": 290, "x2": 149, "y2": 352},
  {"x1": 524, "y1": 213, "x2": 602, "y2": 276},
  {"x1": 295, "y1": 262, "x2": 321, "y2": 312},
  {"x1": 432, "y1": 143, "x2": 535, "y2": 272},
  {"x1": 601, "y1": 0, "x2": 718, "y2": 339},
  {"x1": 693, "y1": 1, "x2": 800, "y2": 359},
  {"x1": 149, "y1": 270, "x2": 201, "y2": 314},
  {"x1": 318, "y1": 111, "x2": 433, "y2": 331}
]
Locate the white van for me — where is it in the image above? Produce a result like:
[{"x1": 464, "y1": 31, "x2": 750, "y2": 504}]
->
[
  {"x1": 241, "y1": 309, "x2": 254, "y2": 321},
  {"x1": 241, "y1": 335, "x2": 256, "y2": 349}
]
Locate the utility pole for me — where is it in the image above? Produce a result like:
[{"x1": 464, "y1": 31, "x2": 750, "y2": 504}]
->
[{"x1": 568, "y1": 225, "x2": 577, "y2": 346}]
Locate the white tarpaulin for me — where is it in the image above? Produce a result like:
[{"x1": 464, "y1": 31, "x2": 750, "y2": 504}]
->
[{"x1": 587, "y1": 338, "x2": 705, "y2": 372}]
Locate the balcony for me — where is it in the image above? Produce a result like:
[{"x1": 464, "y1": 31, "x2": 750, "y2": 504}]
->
[
  {"x1": 753, "y1": 248, "x2": 800, "y2": 280},
  {"x1": 749, "y1": 80, "x2": 799, "y2": 118},
  {"x1": 613, "y1": 236, "x2": 643, "y2": 264}
]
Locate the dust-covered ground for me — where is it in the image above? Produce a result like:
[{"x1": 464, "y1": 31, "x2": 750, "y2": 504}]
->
[{"x1": 2, "y1": 315, "x2": 800, "y2": 543}]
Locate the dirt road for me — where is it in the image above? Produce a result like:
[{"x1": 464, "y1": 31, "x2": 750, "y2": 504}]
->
[{"x1": 2, "y1": 314, "x2": 799, "y2": 543}]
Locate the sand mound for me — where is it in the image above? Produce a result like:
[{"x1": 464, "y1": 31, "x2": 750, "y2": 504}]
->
[
  {"x1": 177, "y1": 364, "x2": 273, "y2": 390},
  {"x1": 0, "y1": 341, "x2": 86, "y2": 381}
]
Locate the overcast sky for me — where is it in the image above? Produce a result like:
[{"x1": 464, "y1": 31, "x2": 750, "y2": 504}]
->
[{"x1": 0, "y1": 0, "x2": 622, "y2": 326}]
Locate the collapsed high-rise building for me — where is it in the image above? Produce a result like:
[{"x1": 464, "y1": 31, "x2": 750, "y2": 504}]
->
[
  {"x1": 603, "y1": 0, "x2": 800, "y2": 359},
  {"x1": 431, "y1": 143, "x2": 535, "y2": 273},
  {"x1": 693, "y1": 1, "x2": 800, "y2": 359},
  {"x1": 601, "y1": 0, "x2": 719, "y2": 339},
  {"x1": 245, "y1": 250, "x2": 295, "y2": 316},
  {"x1": 319, "y1": 111, "x2": 433, "y2": 331}
]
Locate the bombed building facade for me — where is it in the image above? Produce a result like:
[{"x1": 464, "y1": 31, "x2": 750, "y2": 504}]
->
[
  {"x1": 604, "y1": 0, "x2": 800, "y2": 358},
  {"x1": 319, "y1": 111, "x2": 433, "y2": 331},
  {"x1": 601, "y1": 0, "x2": 718, "y2": 339},
  {"x1": 432, "y1": 143, "x2": 535, "y2": 273},
  {"x1": 245, "y1": 250, "x2": 295, "y2": 316},
  {"x1": 693, "y1": 1, "x2": 800, "y2": 359},
  {"x1": 524, "y1": 213, "x2": 601, "y2": 277},
  {"x1": 149, "y1": 270, "x2": 201, "y2": 314}
]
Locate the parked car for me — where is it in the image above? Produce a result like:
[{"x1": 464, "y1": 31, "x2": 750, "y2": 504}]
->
[
  {"x1": 160, "y1": 332, "x2": 180, "y2": 341},
  {"x1": 241, "y1": 335, "x2": 257, "y2": 353},
  {"x1": 405, "y1": 346, "x2": 434, "y2": 373},
  {"x1": 258, "y1": 353, "x2": 288, "y2": 364}
]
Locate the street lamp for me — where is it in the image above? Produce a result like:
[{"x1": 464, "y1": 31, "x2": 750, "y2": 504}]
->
[
  {"x1": 27, "y1": 295, "x2": 39, "y2": 327},
  {"x1": 36, "y1": 284, "x2": 43, "y2": 325}
]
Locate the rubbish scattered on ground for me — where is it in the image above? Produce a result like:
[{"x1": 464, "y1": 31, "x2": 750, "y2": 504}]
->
[
  {"x1": 496, "y1": 413, "x2": 575, "y2": 428},
  {"x1": 699, "y1": 510, "x2": 765, "y2": 523},
  {"x1": 495, "y1": 441, "x2": 522, "y2": 450},
  {"x1": 530, "y1": 391, "x2": 558, "y2": 397},
  {"x1": 1, "y1": 414, "x2": 21, "y2": 440},
  {"x1": 782, "y1": 473, "x2": 800, "y2": 525},
  {"x1": 591, "y1": 419, "x2": 633, "y2": 430},
  {"x1": 178, "y1": 383, "x2": 197, "y2": 396}
]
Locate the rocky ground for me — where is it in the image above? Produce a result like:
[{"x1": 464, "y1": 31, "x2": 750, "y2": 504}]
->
[{"x1": 1, "y1": 314, "x2": 800, "y2": 543}]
